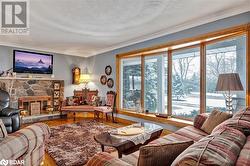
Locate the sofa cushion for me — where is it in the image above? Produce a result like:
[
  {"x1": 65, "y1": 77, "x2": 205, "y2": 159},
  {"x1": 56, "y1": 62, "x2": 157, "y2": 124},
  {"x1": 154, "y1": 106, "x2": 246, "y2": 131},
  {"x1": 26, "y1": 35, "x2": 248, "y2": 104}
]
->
[
  {"x1": 175, "y1": 126, "x2": 208, "y2": 142},
  {"x1": 193, "y1": 113, "x2": 209, "y2": 129},
  {"x1": 87, "y1": 152, "x2": 131, "y2": 166},
  {"x1": 121, "y1": 151, "x2": 139, "y2": 166},
  {"x1": 0, "y1": 119, "x2": 7, "y2": 140},
  {"x1": 137, "y1": 140, "x2": 193, "y2": 166},
  {"x1": 213, "y1": 108, "x2": 250, "y2": 136},
  {"x1": 201, "y1": 109, "x2": 231, "y2": 134},
  {"x1": 150, "y1": 126, "x2": 207, "y2": 146},
  {"x1": 172, "y1": 126, "x2": 246, "y2": 166},
  {"x1": 236, "y1": 135, "x2": 250, "y2": 166}
]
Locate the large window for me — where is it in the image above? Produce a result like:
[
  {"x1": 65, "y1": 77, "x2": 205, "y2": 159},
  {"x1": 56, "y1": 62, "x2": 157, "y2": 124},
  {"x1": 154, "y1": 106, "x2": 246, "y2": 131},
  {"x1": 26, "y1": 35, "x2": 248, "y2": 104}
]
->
[
  {"x1": 120, "y1": 57, "x2": 141, "y2": 110},
  {"x1": 172, "y1": 47, "x2": 200, "y2": 118},
  {"x1": 144, "y1": 55, "x2": 167, "y2": 113},
  {"x1": 206, "y1": 36, "x2": 246, "y2": 113},
  {"x1": 118, "y1": 28, "x2": 249, "y2": 120}
]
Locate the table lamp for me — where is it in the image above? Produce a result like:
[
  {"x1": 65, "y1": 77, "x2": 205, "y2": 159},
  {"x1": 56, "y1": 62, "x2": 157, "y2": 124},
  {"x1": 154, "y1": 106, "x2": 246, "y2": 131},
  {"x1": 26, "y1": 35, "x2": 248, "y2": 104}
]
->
[{"x1": 215, "y1": 73, "x2": 244, "y2": 113}]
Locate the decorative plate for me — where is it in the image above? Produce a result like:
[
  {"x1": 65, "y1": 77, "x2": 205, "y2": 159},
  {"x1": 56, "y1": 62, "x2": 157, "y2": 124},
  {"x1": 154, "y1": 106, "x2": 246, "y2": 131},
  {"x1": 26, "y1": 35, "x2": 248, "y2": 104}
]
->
[
  {"x1": 105, "y1": 65, "x2": 112, "y2": 75},
  {"x1": 107, "y1": 78, "x2": 114, "y2": 88},
  {"x1": 100, "y1": 75, "x2": 107, "y2": 85}
]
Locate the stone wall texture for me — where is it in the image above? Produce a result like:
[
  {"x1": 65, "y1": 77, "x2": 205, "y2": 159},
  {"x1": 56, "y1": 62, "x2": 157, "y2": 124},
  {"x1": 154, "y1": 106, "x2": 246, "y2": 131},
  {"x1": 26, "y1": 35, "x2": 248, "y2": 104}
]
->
[{"x1": 0, "y1": 79, "x2": 64, "y2": 108}]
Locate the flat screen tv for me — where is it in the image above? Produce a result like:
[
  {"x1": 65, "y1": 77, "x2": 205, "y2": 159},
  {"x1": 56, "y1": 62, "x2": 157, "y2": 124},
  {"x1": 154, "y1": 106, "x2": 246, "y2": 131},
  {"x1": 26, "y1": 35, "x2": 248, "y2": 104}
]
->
[{"x1": 13, "y1": 50, "x2": 53, "y2": 74}]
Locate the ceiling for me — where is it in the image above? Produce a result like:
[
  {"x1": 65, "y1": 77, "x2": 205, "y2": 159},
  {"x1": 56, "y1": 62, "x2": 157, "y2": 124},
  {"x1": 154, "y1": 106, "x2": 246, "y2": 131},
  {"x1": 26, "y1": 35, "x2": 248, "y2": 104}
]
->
[{"x1": 0, "y1": 0, "x2": 249, "y2": 57}]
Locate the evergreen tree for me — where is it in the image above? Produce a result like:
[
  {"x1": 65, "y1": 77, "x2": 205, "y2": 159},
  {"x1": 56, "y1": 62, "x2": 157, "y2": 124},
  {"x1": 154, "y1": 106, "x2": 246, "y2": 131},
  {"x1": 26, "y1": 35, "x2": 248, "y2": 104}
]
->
[{"x1": 173, "y1": 74, "x2": 184, "y2": 100}]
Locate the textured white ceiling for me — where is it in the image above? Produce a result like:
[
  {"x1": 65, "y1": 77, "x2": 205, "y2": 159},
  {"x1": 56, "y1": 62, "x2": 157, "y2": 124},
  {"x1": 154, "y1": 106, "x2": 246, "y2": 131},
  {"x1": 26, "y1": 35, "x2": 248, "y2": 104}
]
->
[{"x1": 0, "y1": 0, "x2": 249, "y2": 57}]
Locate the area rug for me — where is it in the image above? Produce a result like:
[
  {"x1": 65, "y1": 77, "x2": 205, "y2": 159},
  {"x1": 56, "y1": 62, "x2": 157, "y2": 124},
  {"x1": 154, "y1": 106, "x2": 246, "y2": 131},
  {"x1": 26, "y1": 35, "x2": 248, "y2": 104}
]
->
[{"x1": 46, "y1": 120, "x2": 116, "y2": 166}]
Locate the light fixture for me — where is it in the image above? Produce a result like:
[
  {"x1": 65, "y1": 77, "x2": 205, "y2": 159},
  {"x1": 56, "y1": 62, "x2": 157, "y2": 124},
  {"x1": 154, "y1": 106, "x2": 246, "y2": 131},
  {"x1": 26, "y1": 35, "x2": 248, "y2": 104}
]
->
[
  {"x1": 215, "y1": 73, "x2": 244, "y2": 113},
  {"x1": 80, "y1": 67, "x2": 91, "y2": 88}
]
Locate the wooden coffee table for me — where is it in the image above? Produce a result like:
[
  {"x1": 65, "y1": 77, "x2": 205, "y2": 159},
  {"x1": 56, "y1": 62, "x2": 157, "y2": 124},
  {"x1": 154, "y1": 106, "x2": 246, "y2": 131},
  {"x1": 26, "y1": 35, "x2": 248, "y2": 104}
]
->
[{"x1": 94, "y1": 122, "x2": 163, "y2": 158}]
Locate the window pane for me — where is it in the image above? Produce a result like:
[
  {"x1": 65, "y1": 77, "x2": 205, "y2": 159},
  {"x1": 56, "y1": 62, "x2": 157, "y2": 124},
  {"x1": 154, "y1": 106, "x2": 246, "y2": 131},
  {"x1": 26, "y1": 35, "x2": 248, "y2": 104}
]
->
[
  {"x1": 120, "y1": 57, "x2": 141, "y2": 110},
  {"x1": 172, "y1": 47, "x2": 200, "y2": 118},
  {"x1": 206, "y1": 35, "x2": 246, "y2": 113},
  {"x1": 144, "y1": 54, "x2": 167, "y2": 114}
]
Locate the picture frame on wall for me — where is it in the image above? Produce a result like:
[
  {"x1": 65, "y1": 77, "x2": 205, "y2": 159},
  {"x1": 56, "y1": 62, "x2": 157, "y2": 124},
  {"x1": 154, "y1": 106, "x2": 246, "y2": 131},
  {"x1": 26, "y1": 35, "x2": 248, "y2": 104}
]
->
[
  {"x1": 54, "y1": 82, "x2": 60, "y2": 90},
  {"x1": 105, "y1": 65, "x2": 112, "y2": 75},
  {"x1": 54, "y1": 99, "x2": 59, "y2": 106},
  {"x1": 100, "y1": 75, "x2": 107, "y2": 85},
  {"x1": 54, "y1": 91, "x2": 60, "y2": 98},
  {"x1": 107, "y1": 78, "x2": 114, "y2": 88},
  {"x1": 72, "y1": 67, "x2": 81, "y2": 84}
]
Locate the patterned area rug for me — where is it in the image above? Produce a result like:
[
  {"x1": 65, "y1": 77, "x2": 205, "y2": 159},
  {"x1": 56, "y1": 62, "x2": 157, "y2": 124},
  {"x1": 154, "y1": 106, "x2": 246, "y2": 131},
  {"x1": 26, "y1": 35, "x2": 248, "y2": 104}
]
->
[{"x1": 46, "y1": 120, "x2": 115, "y2": 166}]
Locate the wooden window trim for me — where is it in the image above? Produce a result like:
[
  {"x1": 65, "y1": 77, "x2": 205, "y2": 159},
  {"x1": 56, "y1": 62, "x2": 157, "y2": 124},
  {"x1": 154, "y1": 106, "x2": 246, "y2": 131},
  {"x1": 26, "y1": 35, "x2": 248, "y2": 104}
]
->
[{"x1": 116, "y1": 23, "x2": 250, "y2": 121}]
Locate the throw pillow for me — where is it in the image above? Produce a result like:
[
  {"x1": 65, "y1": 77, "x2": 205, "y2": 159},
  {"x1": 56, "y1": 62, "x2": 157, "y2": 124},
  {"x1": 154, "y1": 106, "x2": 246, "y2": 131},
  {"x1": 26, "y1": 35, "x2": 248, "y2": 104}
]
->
[
  {"x1": 137, "y1": 140, "x2": 193, "y2": 166},
  {"x1": 201, "y1": 109, "x2": 231, "y2": 134},
  {"x1": 213, "y1": 108, "x2": 250, "y2": 136},
  {"x1": 0, "y1": 119, "x2": 8, "y2": 140}
]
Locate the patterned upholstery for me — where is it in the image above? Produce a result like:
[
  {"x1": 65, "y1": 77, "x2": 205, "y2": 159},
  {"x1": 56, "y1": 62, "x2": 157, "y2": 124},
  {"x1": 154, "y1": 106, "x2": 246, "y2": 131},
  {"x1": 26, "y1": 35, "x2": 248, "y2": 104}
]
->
[
  {"x1": 94, "y1": 106, "x2": 112, "y2": 113},
  {"x1": 236, "y1": 135, "x2": 250, "y2": 166},
  {"x1": 87, "y1": 109, "x2": 250, "y2": 166},
  {"x1": 87, "y1": 152, "x2": 131, "y2": 166},
  {"x1": 193, "y1": 113, "x2": 209, "y2": 129},
  {"x1": 0, "y1": 119, "x2": 8, "y2": 139},
  {"x1": 0, "y1": 123, "x2": 50, "y2": 166},
  {"x1": 94, "y1": 91, "x2": 116, "y2": 122},
  {"x1": 172, "y1": 126, "x2": 246, "y2": 166},
  {"x1": 106, "y1": 93, "x2": 115, "y2": 107},
  {"x1": 137, "y1": 140, "x2": 193, "y2": 166},
  {"x1": 213, "y1": 108, "x2": 250, "y2": 136}
]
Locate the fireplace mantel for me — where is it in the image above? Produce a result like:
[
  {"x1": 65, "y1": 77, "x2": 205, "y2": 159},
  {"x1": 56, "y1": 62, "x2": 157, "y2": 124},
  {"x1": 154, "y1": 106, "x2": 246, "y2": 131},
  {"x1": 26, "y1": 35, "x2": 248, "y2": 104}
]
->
[{"x1": 0, "y1": 77, "x2": 63, "y2": 81}]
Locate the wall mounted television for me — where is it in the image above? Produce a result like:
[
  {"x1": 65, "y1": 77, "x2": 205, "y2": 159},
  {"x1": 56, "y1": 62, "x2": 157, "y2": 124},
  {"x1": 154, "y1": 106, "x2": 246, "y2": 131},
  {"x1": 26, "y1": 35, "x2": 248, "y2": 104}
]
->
[{"x1": 13, "y1": 50, "x2": 53, "y2": 74}]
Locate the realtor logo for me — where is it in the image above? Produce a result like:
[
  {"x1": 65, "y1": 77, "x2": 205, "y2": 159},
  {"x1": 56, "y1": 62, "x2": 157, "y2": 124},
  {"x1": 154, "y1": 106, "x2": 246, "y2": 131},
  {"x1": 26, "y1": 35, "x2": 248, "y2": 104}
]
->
[
  {"x1": 0, "y1": 0, "x2": 29, "y2": 35},
  {"x1": 0, "y1": 159, "x2": 8, "y2": 166}
]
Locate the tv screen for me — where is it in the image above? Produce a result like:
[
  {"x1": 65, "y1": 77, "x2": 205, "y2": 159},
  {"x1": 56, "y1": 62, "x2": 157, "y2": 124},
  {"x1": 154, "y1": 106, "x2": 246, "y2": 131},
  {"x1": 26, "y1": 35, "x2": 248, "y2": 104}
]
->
[{"x1": 13, "y1": 50, "x2": 53, "y2": 74}]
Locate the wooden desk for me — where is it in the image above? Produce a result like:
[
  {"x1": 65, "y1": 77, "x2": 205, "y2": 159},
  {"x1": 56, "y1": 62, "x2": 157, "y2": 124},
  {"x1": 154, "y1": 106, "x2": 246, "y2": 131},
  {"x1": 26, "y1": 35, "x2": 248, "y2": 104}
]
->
[{"x1": 61, "y1": 105, "x2": 94, "y2": 120}]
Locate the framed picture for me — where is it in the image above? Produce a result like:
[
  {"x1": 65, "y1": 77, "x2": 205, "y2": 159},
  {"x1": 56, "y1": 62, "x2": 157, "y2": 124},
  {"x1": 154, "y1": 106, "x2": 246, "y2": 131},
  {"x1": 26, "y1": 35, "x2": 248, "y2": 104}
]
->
[
  {"x1": 72, "y1": 67, "x2": 81, "y2": 84},
  {"x1": 54, "y1": 99, "x2": 59, "y2": 106},
  {"x1": 105, "y1": 65, "x2": 112, "y2": 75},
  {"x1": 54, "y1": 82, "x2": 60, "y2": 90},
  {"x1": 100, "y1": 75, "x2": 107, "y2": 85},
  {"x1": 54, "y1": 91, "x2": 60, "y2": 98},
  {"x1": 107, "y1": 78, "x2": 114, "y2": 88}
]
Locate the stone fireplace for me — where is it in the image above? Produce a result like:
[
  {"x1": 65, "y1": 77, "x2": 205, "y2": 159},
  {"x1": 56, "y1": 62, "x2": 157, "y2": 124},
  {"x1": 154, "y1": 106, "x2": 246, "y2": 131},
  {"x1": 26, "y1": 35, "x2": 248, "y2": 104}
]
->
[{"x1": 0, "y1": 78, "x2": 64, "y2": 117}]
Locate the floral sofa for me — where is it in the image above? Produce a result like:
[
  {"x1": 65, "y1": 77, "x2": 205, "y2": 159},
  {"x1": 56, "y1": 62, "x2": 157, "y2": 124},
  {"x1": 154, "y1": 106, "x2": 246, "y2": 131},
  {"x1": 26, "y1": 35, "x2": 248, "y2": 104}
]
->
[
  {"x1": 87, "y1": 108, "x2": 250, "y2": 166},
  {"x1": 0, "y1": 123, "x2": 51, "y2": 166}
]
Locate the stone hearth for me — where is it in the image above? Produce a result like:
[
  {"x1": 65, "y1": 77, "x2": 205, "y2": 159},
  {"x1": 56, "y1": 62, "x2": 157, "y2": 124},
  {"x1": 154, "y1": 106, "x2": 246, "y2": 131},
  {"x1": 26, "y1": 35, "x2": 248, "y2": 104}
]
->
[{"x1": 0, "y1": 79, "x2": 64, "y2": 110}]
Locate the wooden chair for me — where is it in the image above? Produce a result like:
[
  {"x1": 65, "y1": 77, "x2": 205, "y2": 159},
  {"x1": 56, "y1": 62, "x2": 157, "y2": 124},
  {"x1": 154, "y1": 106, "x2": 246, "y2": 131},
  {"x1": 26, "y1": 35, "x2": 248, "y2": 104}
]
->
[{"x1": 94, "y1": 91, "x2": 116, "y2": 122}]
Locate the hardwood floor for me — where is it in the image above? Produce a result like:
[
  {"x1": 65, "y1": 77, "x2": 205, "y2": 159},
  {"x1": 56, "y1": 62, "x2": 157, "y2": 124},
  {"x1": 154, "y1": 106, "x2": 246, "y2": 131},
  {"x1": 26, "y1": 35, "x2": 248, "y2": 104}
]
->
[{"x1": 29, "y1": 117, "x2": 170, "y2": 166}]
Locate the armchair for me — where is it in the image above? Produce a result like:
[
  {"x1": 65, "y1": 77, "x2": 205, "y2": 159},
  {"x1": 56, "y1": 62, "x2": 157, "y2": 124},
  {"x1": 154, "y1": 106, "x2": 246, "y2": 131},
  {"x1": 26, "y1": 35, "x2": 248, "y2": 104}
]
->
[
  {"x1": 94, "y1": 91, "x2": 116, "y2": 122},
  {"x1": 0, "y1": 89, "x2": 20, "y2": 133}
]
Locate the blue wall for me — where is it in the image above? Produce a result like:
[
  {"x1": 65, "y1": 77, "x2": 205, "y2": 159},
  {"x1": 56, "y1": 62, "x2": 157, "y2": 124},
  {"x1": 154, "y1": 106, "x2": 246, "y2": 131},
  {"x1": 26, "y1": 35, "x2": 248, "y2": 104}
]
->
[
  {"x1": 87, "y1": 12, "x2": 250, "y2": 97},
  {"x1": 0, "y1": 46, "x2": 87, "y2": 96}
]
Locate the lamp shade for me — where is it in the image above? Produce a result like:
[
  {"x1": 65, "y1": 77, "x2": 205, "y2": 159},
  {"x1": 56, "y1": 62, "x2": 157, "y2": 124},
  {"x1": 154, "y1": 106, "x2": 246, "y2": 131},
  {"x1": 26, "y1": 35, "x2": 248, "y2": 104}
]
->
[
  {"x1": 215, "y1": 73, "x2": 244, "y2": 92},
  {"x1": 80, "y1": 74, "x2": 91, "y2": 83}
]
